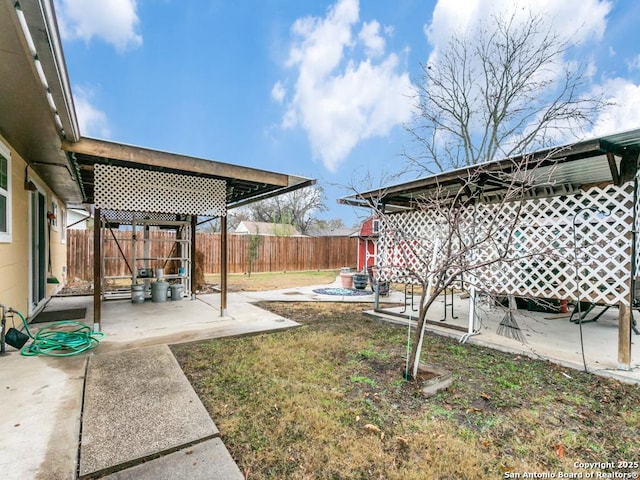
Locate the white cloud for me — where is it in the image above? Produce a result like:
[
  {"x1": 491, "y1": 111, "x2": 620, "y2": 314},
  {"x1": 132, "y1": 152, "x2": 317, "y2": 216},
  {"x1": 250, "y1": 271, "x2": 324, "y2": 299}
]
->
[
  {"x1": 271, "y1": 81, "x2": 286, "y2": 103},
  {"x1": 358, "y1": 21, "x2": 385, "y2": 57},
  {"x1": 280, "y1": 0, "x2": 413, "y2": 172},
  {"x1": 56, "y1": 0, "x2": 142, "y2": 51},
  {"x1": 589, "y1": 78, "x2": 640, "y2": 136},
  {"x1": 627, "y1": 54, "x2": 640, "y2": 72},
  {"x1": 426, "y1": 0, "x2": 611, "y2": 48},
  {"x1": 73, "y1": 87, "x2": 111, "y2": 138}
]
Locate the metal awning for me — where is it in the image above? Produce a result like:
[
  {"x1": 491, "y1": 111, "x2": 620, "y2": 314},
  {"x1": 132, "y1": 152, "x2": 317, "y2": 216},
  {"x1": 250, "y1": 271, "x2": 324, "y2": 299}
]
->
[
  {"x1": 63, "y1": 137, "x2": 314, "y2": 211},
  {"x1": 340, "y1": 129, "x2": 640, "y2": 211}
]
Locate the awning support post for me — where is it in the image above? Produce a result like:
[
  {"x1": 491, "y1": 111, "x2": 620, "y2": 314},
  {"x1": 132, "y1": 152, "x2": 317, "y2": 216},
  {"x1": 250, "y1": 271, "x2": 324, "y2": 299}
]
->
[
  {"x1": 93, "y1": 207, "x2": 102, "y2": 331},
  {"x1": 220, "y1": 215, "x2": 228, "y2": 317}
]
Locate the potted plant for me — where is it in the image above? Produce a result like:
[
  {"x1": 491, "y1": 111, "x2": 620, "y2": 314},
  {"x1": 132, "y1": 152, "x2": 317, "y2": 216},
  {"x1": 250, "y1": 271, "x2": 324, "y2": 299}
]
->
[
  {"x1": 340, "y1": 268, "x2": 354, "y2": 288},
  {"x1": 352, "y1": 271, "x2": 368, "y2": 290}
]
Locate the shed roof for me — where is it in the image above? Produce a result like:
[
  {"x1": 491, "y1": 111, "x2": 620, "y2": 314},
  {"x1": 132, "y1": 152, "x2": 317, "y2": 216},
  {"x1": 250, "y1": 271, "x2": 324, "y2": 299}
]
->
[{"x1": 339, "y1": 129, "x2": 640, "y2": 211}]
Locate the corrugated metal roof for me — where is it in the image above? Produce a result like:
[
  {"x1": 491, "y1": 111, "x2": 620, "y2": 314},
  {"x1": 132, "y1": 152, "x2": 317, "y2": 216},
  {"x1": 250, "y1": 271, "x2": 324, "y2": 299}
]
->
[
  {"x1": 340, "y1": 128, "x2": 640, "y2": 210},
  {"x1": 600, "y1": 128, "x2": 640, "y2": 148}
]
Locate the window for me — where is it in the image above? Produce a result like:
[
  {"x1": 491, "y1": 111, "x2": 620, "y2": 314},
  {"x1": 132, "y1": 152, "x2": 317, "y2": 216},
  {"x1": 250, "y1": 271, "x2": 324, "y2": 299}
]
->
[{"x1": 0, "y1": 140, "x2": 11, "y2": 242}]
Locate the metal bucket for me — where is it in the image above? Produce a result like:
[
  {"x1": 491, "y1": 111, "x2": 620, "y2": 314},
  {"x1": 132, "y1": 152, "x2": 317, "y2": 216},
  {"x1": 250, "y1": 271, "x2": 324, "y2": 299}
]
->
[
  {"x1": 131, "y1": 284, "x2": 145, "y2": 304},
  {"x1": 151, "y1": 281, "x2": 169, "y2": 302},
  {"x1": 170, "y1": 284, "x2": 184, "y2": 301}
]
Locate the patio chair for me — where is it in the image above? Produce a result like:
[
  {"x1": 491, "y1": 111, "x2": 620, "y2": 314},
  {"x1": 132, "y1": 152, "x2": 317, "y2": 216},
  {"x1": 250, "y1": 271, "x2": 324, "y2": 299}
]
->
[{"x1": 571, "y1": 302, "x2": 639, "y2": 335}]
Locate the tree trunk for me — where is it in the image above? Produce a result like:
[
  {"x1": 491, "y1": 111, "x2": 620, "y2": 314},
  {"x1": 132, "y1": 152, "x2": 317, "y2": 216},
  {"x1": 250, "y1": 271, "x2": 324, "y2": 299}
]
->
[{"x1": 407, "y1": 288, "x2": 442, "y2": 379}]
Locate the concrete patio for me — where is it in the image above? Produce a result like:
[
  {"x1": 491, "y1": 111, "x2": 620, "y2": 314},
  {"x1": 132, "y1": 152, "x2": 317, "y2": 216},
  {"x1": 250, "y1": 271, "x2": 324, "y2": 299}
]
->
[
  {"x1": 1, "y1": 280, "x2": 638, "y2": 479},
  {"x1": 366, "y1": 291, "x2": 640, "y2": 384}
]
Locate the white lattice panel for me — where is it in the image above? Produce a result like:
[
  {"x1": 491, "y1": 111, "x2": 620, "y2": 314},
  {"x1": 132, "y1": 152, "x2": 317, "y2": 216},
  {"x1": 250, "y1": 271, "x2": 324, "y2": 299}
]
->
[
  {"x1": 635, "y1": 175, "x2": 640, "y2": 279},
  {"x1": 94, "y1": 164, "x2": 226, "y2": 217},
  {"x1": 376, "y1": 183, "x2": 634, "y2": 306}
]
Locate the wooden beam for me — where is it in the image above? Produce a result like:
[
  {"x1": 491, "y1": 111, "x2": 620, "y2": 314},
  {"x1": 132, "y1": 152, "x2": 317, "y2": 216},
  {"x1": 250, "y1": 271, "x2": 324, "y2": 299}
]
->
[
  {"x1": 618, "y1": 303, "x2": 632, "y2": 370},
  {"x1": 618, "y1": 149, "x2": 639, "y2": 185},
  {"x1": 220, "y1": 215, "x2": 228, "y2": 317},
  {"x1": 617, "y1": 222, "x2": 635, "y2": 370},
  {"x1": 93, "y1": 208, "x2": 102, "y2": 331},
  {"x1": 606, "y1": 153, "x2": 620, "y2": 185},
  {"x1": 63, "y1": 137, "x2": 289, "y2": 187}
]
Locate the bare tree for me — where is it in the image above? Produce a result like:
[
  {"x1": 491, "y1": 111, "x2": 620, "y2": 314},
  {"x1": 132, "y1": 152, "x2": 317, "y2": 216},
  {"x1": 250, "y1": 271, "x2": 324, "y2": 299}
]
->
[
  {"x1": 226, "y1": 208, "x2": 252, "y2": 232},
  {"x1": 246, "y1": 186, "x2": 328, "y2": 235},
  {"x1": 361, "y1": 153, "x2": 567, "y2": 379},
  {"x1": 405, "y1": 9, "x2": 607, "y2": 175},
  {"x1": 345, "y1": 6, "x2": 610, "y2": 380}
]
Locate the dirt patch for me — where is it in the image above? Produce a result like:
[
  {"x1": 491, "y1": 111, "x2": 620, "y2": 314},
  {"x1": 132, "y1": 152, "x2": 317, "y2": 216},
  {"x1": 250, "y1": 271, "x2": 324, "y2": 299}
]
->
[{"x1": 55, "y1": 281, "x2": 93, "y2": 296}]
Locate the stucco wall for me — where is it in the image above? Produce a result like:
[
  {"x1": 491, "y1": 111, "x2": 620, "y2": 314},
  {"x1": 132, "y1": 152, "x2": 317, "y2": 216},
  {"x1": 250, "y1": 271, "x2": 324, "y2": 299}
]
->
[{"x1": 0, "y1": 132, "x2": 67, "y2": 317}]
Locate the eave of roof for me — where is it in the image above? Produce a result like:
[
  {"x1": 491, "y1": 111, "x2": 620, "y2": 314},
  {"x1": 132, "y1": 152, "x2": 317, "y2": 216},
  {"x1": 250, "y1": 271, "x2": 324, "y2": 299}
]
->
[{"x1": 0, "y1": 0, "x2": 81, "y2": 204}]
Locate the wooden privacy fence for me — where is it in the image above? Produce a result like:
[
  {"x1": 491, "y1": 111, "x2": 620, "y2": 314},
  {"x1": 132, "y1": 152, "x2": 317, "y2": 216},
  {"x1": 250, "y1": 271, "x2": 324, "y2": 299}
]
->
[{"x1": 67, "y1": 230, "x2": 358, "y2": 280}]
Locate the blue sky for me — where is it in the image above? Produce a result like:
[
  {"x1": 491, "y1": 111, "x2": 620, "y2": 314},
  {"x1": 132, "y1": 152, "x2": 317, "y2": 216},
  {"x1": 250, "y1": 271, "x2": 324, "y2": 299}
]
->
[{"x1": 56, "y1": 0, "x2": 640, "y2": 226}]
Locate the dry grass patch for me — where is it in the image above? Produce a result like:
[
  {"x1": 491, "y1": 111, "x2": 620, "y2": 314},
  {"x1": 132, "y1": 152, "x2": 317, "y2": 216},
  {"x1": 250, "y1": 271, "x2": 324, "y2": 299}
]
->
[
  {"x1": 172, "y1": 302, "x2": 640, "y2": 479},
  {"x1": 204, "y1": 270, "x2": 338, "y2": 292}
]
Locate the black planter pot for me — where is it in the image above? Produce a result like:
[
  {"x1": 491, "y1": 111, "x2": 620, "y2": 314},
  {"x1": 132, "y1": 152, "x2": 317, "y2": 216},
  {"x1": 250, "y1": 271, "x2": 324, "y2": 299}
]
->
[{"x1": 352, "y1": 273, "x2": 368, "y2": 290}]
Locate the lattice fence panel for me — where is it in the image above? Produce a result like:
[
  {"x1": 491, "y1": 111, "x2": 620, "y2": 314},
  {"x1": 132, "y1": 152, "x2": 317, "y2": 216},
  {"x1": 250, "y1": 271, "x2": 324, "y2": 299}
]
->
[
  {"x1": 635, "y1": 175, "x2": 640, "y2": 279},
  {"x1": 376, "y1": 183, "x2": 634, "y2": 305},
  {"x1": 94, "y1": 164, "x2": 226, "y2": 217}
]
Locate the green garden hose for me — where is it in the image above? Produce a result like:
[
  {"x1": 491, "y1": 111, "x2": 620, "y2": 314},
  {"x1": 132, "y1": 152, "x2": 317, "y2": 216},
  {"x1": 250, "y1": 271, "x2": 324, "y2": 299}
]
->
[{"x1": 11, "y1": 309, "x2": 104, "y2": 357}]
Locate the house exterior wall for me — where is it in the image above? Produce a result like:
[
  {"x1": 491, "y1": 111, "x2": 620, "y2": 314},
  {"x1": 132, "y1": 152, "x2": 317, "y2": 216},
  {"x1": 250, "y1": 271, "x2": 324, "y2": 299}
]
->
[
  {"x1": 48, "y1": 202, "x2": 67, "y2": 294},
  {"x1": 0, "y1": 132, "x2": 67, "y2": 316},
  {"x1": 0, "y1": 134, "x2": 29, "y2": 315}
]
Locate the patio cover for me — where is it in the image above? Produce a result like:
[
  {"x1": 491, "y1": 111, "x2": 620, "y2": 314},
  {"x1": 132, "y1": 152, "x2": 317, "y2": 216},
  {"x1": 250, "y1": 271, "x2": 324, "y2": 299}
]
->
[
  {"x1": 63, "y1": 137, "x2": 314, "y2": 209},
  {"x1": 62, "y1": 137, "x2": 314, "y2": 326},
  {"x1": 339, "y1": 129, "x2": 640, "y2": 370},
  {"x1": 2, "y1": 0, "x2": 314, "y2": 326},
  {"x1": 339, "y1": 128, "x2": 640, "y2": 210}
]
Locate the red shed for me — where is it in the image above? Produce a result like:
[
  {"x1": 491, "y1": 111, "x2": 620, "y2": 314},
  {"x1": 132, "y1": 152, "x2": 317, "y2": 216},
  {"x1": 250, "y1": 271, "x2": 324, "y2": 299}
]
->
[{"x1": 356, "y1": 216, "x2": 380, "y2": 272}]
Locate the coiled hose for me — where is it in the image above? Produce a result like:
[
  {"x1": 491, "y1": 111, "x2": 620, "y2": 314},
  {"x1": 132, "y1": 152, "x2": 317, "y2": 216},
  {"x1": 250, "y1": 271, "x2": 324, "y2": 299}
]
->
[{"x1": 11, "y1": 309, "x2": 104, "y2": 357}]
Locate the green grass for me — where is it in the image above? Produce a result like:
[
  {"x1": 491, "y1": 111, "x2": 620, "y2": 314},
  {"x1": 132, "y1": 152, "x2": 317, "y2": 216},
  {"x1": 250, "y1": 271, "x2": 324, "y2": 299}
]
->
[
  {"x1": 204, "y1": 270, "x2": 339, "y2": 292},
  {"x1": 350, "y1": 375, "x2": 377, "y2": 387},
  {"x1": 172, "y1": 302, "x2": 640, "y2": 479}
]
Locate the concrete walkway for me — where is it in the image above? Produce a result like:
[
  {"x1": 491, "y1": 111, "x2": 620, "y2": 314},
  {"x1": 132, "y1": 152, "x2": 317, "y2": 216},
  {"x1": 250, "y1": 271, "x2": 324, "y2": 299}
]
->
[
  {"x1": 81, "y1": 345, "x2": 241, "y2": 479},
  {"x1": 1, "y1": 291, "x2": 303, "y2": 480}
]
